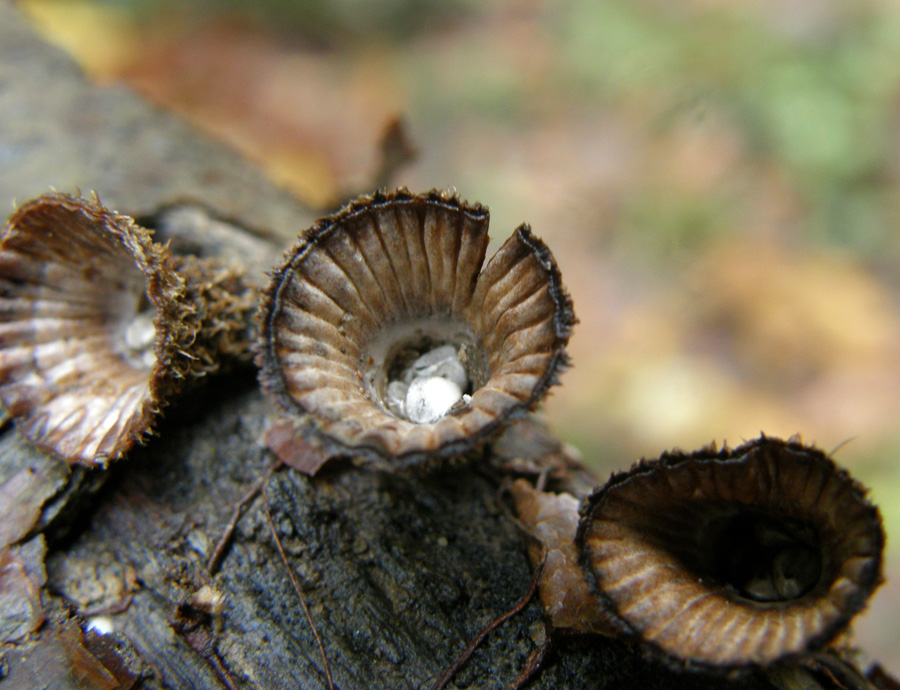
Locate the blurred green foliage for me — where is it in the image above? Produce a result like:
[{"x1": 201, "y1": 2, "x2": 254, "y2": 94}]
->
[
  {"x1": 555, "y1": 1, "x2": 900, "y2": 256},
  {"x1": 576, "y1": 0, "x2": 895, "y2": 261}
]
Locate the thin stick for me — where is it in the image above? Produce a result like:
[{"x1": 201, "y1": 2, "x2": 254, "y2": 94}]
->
[
  {"x1": 506, "y1": 641, "x2": 551, "y2": 690},
  {"x1": 828, "y1": 437, "x2": 858, "y2": 458},
  {"x1": 208, "y1": 650, "x2": 242, "y2": 690},
  {"x1": 207, "y1": 461, "x2": 280, "y2": 575},
  {"x1": 805, "y1": 652, "x2": 877, "y2": 690},
  {"x1": 430, "y1": 558, "x2": 545, "y2": 690},
  {"x1": 263, "y1": 500, "x2": 335, "y2": 690}
]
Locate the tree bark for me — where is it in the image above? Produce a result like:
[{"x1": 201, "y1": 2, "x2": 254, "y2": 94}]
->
[{"x1": 0, "y1": 3, "x2": 871, "y2": 689}]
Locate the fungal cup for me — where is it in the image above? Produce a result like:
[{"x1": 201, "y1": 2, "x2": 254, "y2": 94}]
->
[
  {"x1": 0, "y1": 193, "x2": 256, "y2": 466},
  {"x1": 576, "y1": 437, "x2": 884, "y2": 672},
  {"x1": 258, "y1": 189, "x2": 576, "y2": 468}
]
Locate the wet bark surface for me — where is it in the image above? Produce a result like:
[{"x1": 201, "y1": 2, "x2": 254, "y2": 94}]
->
[
  {"x1": 3, "y1": 376, "x2": 769, "y2": 690},
  {"x1": 0, "y1": 3, "x2": 848, "y2": 689}
]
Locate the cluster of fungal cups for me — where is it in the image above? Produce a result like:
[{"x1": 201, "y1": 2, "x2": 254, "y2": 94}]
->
[
  {"x1": 0, "y1": 188, "x2": 575, "y2": 469},
  {"x1": 0, "y1": 188, "x2": 888, "y2": 680}
]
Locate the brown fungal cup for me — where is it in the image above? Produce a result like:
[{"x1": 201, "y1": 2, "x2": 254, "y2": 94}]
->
[
  {"x1": 0, "y1": 193, "x2": 256, "y2": 466},
  {"x1": 257, "y1": 189, "x2": 575, "y2": 468},
  {"x1": 576, "y1": 436, "x2": 884, "y2": 672}
]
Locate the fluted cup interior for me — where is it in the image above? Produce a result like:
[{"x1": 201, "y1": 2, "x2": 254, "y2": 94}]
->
[{"x1": 258, "y1": 189, "x2": 575, "y2": 467}]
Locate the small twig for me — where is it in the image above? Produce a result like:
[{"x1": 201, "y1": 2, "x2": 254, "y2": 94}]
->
[
  {"x1": 170, "y1": 601, "x2": 241, "y2": 690},
  {"x1": 429, "y1": 557, "x2": 545, "y2": 690},
  {"x1": 805, "y1": 652, "x2": 878, "y2": 690},
  {"x1": 829, "y1": 437, "x2": 858, "y2": 458},
  {"x1": 208, "y1": 651, "x2": 242, "y2": 690},
  {"x1": 506, "y1": 641, "x2": 552, "y2": 690},
  {"x1": 534, "y1": 465, "x2": 553, "y2": 493},
  {"x1": 207, "y1": 460, "x2": 281, "y2": 574},
  {"x1": 263, "y1": 499, "x2": 335, "y2": 690}
]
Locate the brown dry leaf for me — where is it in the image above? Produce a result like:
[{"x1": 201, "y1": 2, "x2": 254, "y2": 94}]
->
[
  {"x1": 0, "y1": 538, "x2": 46, "y2": 643},
  {"x1": 509, "y1": 479, "x2": 615, "y2": 636},
  {"x1": 264, "y1": 420, "x2": 335, "y2": 476},
  {"x1": 0, "y1": 465, "x2": 65, "y2": 548}
]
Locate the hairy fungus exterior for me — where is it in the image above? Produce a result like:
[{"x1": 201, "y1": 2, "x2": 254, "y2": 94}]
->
[
  {"x1": 258, "y1": 189, "x2": 575, "y2": 468},
  {"x1": 576, "y1": 436, "x2": 884, "y2": 672},
  {"x1": 0, "y1": 193, "x2": 255, "y2": 466}
]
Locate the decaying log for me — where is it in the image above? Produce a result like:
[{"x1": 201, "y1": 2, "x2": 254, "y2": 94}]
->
[{"x1": 0, "y1": 2, "x2": 883, "y2": 689}]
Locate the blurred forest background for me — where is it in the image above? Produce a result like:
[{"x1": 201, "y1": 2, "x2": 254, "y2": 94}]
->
[{"x1": 14, "y1": 0, "x2": 900, "y2": 672}]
